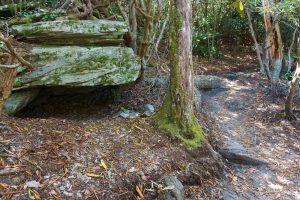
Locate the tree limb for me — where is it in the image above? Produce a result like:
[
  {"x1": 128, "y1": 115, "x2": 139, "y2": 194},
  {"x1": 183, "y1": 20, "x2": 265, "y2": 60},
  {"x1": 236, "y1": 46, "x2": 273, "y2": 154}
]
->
[{"x1": 0, "y1": 34, "x2": 33, "y2": 70}]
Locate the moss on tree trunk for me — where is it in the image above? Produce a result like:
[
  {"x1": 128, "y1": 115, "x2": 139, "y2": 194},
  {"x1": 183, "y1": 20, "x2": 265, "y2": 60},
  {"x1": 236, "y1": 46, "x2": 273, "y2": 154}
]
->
[{"x1": 154, "y1": 0, "x2": 204, "y2": 148}]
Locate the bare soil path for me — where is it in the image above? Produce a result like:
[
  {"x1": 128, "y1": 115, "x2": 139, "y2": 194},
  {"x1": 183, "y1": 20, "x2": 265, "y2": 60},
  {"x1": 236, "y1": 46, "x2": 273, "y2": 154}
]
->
[{"x1": 201, "y1": 70, "x2": 300, "y2": 200}]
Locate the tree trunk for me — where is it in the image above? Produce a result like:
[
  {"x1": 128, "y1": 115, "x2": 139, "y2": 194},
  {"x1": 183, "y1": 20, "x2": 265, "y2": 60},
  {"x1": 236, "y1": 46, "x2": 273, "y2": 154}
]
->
[
  {"x1": 155, "y1": 0, "x2": 204, "y2": 147},
  {"x1": 246, "y1": 8, "x2": 271, "y2": 80},
  {"x1": 129, "y1": 0, "x2": 137, "y2": 53},
  {"x1": 0, "y1": 65, "x2": 17, "y2": 115},
  {"x1": 285, "y1": 36, "x2": 300, "y2": 120},
  {"x1": 245, "y1": 9, "x2": 262, "y2": 70},
  {"x1": 262, "y1": 0, "x2": 283, "y2": 79}
]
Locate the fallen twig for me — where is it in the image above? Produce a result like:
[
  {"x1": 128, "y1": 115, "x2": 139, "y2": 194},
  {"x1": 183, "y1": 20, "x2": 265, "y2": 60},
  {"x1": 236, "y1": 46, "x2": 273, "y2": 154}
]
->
[
  {"x1": 0, "y1": 34, "x2": 33, "y2": 70},
  {"x1": 0, "y1": 167, "x2": 24, "y2": 176}
]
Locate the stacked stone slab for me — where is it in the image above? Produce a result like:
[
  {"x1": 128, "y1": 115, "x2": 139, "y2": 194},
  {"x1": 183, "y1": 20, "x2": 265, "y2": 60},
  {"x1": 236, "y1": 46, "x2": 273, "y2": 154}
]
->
[{"x1": 4, "y1": 20, "x2": 141, "y2": 115}]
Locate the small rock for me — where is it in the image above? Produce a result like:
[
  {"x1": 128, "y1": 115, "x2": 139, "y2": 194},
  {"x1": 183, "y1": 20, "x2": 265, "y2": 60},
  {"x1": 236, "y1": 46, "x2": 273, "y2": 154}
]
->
[
  {"x1": 142, "y1": 104, "x2": 155, "y2": 117},
  {"x1": 59, "y1": 185, "x2": 65, "y2": 191},
  {"x1": 118, "y1": 107, "x2": 130, "y2": 118},
  {"x1": 144, "y1": 104, "x2": 154, "y2": 113},
  {"x1": 194, "y1": 75, "x2": 222, "y2": 89},
  {"x1": 24, "y1": 180, "x2": 40, "y2": 189},
  {"x1": 162, "y1": 176, "x2": 184, "y2": 200},
  {"x1": 118, "y1": 107, "x2": 140, "y2": 119},
  {"x1": 129, "y1": 111, "x2": 139, "y2": 119}
]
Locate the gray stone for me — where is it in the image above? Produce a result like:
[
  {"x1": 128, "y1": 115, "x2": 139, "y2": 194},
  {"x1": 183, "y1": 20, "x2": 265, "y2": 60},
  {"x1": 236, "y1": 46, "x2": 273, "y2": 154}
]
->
[
  {"x1": 14, "y1": 46, "x2": 140, "y2": 90},
  {"x1": 119, "y1": 108, "x2": 130, "y2": 118},
  {"x1": 4, "y1": 88, "x2": 40, "y2": 115},
  {"x1": 129, "y1": 111, "x2": 139, "y2": 119},
  {"x1": 59, "y1": 185, "x2": 65, "y2": 191},
  {"x1": 194, "y1": 75, "x2": 222, "y2": 90},
  {"x1": 119, "y1": 109, "x2": 139, "y2": 119},
  {"x1": 223, "y1": 139, "x2": 250, "y2": 155},
  {"x1": 11, "y1": 20, "x2": 128, "y2": 45},
  {"x1": 163, "y1": 176, "x2": 184, "y2": 200},
  {"x1": 142, "y1": 104, "x2": 155, "y2": 117},
  {"x1": 219, "y1": 139, "x2": 268, "y2": 166}
]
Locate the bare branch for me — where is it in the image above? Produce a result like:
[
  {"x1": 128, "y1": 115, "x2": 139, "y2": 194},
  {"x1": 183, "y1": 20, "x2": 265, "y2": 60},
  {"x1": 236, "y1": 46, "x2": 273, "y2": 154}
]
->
[{"x1": 0, "y1": 34, "x2": 33, "y2": 70}]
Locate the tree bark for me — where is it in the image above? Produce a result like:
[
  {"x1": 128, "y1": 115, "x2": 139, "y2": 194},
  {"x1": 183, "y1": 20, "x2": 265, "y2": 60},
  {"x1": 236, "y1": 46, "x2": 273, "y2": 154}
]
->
[
  {"x1": 155, "y1": 0, "x2": 204, "y2": 146},
  {"x1": 246, "y1": 8, "x2": 271, "y2": 80},
  {"x1": 262, "y1": 0, "x2": 283, "y2": 79},
  {"x1": 129, "y1": 0, "x2": 138, "y2": 53},
  {"x1": 287, "y1": 28, "x2": 298, "y2": 73},
  {"x1": 285, "y1": 36, "x2": 300, "y2": 120},
  {"x1": 0, "y1": 65, "x2": 17, "y2": 115}
]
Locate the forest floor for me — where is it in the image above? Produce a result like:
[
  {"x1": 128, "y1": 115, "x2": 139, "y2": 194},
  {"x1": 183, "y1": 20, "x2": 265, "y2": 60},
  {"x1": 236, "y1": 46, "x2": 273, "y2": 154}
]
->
[{"x1": 0, "y1": 48, "x2": 299, "y2": 200}]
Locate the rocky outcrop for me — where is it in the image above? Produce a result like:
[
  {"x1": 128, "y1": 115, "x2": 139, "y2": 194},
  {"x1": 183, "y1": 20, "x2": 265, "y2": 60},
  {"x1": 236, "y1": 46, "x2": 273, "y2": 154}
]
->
[
  {"x1": 4, "y1": 20, "x2": 140, "y2": 115},
  {"x1": 14, "y1": 46, "x2": 140, "y2": 89},
  {"x1": 11, "y1": 20, "x2": 128, "y2": 45}
]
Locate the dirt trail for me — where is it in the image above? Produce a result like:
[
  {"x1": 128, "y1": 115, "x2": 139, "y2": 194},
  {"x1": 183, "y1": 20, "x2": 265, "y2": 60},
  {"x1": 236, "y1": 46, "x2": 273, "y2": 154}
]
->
[{"x1": 201, "y1": 71, "x2": 300, "y2": 200}]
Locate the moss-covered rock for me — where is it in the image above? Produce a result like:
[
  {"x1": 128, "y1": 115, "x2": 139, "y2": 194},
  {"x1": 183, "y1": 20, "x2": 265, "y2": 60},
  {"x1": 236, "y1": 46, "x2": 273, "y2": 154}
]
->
[
  {"x1": 3, "y1": 88, "x2": 40, "y2": 116},
  {"x1": 194, "y1": 75, "x2": 222, "y2": 89},
  {"x1": 11, "y1": 20, "x2": 128, "y2": 45},
  {"x1": 14, "y1": 46, "x2": 140, "y2": 89}
]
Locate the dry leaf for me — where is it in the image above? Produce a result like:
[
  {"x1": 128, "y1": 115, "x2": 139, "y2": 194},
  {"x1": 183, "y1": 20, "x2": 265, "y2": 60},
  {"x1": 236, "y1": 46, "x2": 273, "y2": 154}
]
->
[
  {"x1": 0, "y1": 140, "x2": 10, "y2": 143},
  {"x1": 31, "y1": 189, "x2": 41, "y2": 200},
  {"x1": 0, "y1": 183, "x2": 10, "y2": 189},
  {"x1": 28, "y1": 189, "x2": 41, "y2": 200},
  {"x1": 86, "y1": 172, "x2": 100, "y2": 178},
  {"x1": 101, "y1": 159, "x2": 108, "y2": 171}
]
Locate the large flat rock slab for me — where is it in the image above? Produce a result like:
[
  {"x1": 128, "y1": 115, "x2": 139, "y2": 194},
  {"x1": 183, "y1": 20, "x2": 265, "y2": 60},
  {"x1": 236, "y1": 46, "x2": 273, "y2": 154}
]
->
[
  {"x1": 11, "y1": 20, "x2": 128, "y2": 45},
  {"x1": 14, "y1": 46, "x2": 140, "y2": 89}
]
